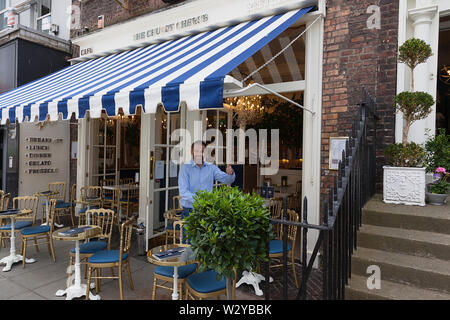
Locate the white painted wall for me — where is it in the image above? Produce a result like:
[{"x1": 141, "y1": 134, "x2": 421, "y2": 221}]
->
[{"x1": 18, "y1": 120, "x2": 70, "y2": 206}]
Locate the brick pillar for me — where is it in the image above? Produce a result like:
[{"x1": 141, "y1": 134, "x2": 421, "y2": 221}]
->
[{"x1": 321, "y1": 0, "x2": 399, "y2": 207}]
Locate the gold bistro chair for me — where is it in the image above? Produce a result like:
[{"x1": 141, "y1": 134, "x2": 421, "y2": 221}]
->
[
  {"x1": 0, "y1": 195, "x2": 39, "y2": 251},
  {"x1": 86, "y1": 217, "x2": 135, "y2": 300},
  {"x1": 269, "y1": 209, "x2": 300, "y2": 288},
  {"x1": 20, "y1": 199, "x2": 57, "y2": 268},
  {"x1": 79, "y1": 186, "x2": 103, "y2": 214},
  {"x1": 50, "y1": 182, "x2": 76, "y2": 227},
  {"x1": 185, "y1": 268, "x2": 237, "y2": 300},
  {"x1": 69, "y1": 208, "x2": 116, "y2": 280},
  {"x1": 119, "y1": 182, "x2": 139, "y2": 219},
  {"x1": 0, "y1": 192, "x2": 10, "y2": 248},
  {"x1": 152, "y1": 220, "x2": 198, "y2": 300},
  {"x1": 164, "y1": 195, "x2": 183, "y2": 245},
  {"x1": 101, "y1": 179, "x2": 116, "y2": 209}
]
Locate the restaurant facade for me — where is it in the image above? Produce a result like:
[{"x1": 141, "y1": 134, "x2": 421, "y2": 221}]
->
[
  {"x1": 1, "y1": 0, "x2": 447, "y2": 260},
  {"x1": 67, "y1": 0, "x2": 324, "y2": 254}
]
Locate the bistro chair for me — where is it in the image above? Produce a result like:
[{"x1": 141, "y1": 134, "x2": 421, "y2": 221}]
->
[
  {"x1": 164, "y1": 195, "x2": 183, "y2": 245},
  {"x1": 20, "y1": 199, "x2": 57, "y2": 268},
  {"x1": 269, "y1": 209, "x2": 299, "y2": 288},
  {"x1": 85, "y1": 217, "x2": 134, "y2": 300},
  {"x1": 79, "y1": 186, "x2": 103, "y2": 214},
  {"x1": 40, "y1": 182, "x2": 65, "y2": 223},
  {"x1": 268, "y1": 197, "x2": 283, "y2": 239},
  {"x1": 101, "y1": 179, "x2": 116, "y2": 209},
  {"x1": 53, "y1": 182, "x2": 76, "y2": 227},
  {"x1": 185, "y1": 268, "x2": 237, "y2": 300},
  {"x1": 152, "y1": 220, "x2": 198, "y2": 300},
  {"x1": 0, "y1": 192, "x2": 10, "y2": 248},
  {"x1": 120, "y1": 178, "x2": 134, "y2": 185},
  {"x1": 119, "y1": 182, "x2": 139, "y2": 219},
  {"x1": 69, "y1": 208, "x2": 116, "y2": 280},
  {"x1": 0, "y1": 195, "x2": 39, "y2": 251}
]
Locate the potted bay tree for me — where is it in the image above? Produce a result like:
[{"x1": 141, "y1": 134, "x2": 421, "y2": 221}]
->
[
  {"x1": 184, "y1": 185, "x2": 273, "y2": 300},
  {"x1": 383, "y1": 38, "x2": 434, "y2": 206}
]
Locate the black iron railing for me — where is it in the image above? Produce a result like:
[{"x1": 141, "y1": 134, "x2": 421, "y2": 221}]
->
[{"x1": 264, "y1": 87, "x2": 378, "y2": 300}]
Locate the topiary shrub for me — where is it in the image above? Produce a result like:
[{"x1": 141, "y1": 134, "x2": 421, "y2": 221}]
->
[
  {"x1": 385, "y1": 142, "x2": 426, "y2": 167},
  {"x1": 394, "y1": 91, "x2": 434, "y2": 146},
  {"x1": 184, "y1": 185, "x2": 273, "y2": 299}
]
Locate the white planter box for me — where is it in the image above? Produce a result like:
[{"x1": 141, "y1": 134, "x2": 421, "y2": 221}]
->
[{"x1": 383, "y1": 166, "x2": 426, "y2": 206}]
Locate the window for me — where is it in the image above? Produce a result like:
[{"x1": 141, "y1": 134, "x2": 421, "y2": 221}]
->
[
  {"x1": 0, "y1": 0, "x2": 8, "y2": 31},
  {"x1": 36, "y1": 0, "x2": 51, "y2": 33}
]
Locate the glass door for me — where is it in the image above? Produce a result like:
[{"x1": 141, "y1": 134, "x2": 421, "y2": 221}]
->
[
  {"x1": 148, "y1": 106, "x2": 186, "y2": 238},
  {"x1": 91, "y1": 116, "x2": 120, "y2": 186},
  {"x1": 204, "y1": 109, "x2": 233, "y2": 188}
]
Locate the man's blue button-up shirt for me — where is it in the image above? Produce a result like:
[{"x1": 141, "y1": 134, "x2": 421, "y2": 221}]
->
[{"x1": 178, "y1": 160, "x2": 235, "y2": 209}]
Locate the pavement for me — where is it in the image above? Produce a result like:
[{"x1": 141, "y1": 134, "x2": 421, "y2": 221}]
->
[{"x1": 0, "y1": 217, "x2": 320, "y2": 300}]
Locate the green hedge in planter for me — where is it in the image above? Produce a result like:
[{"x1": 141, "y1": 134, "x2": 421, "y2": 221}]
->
[{"x1": 184, "y1": 185, "x2": 274, "y2": 281}]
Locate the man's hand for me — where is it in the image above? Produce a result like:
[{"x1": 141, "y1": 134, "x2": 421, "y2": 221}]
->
[{"x1": 226, "y1": 164, "x2": 234, "y2": 175}]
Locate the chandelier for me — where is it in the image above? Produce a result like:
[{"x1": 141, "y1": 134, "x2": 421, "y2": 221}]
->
[
  {"x1": 225, "y1": 94, "x2": 265, "y2": 129},
  {"x1": 439, "y1": 65, "x2": 450, "y2": 86}
]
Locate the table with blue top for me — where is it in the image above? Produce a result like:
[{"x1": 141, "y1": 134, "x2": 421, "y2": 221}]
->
[
  {"x1": 0, "y1": 209, "x2": 35, "y2": 272},
  {"x1": 53, "y1": 226, "x2": 102, "y2": 300},
  {"x1": 147, "y1": 244, "x2": 194, "y2": 300}
]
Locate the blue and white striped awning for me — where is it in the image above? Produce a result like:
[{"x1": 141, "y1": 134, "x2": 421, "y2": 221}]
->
[{"x1": 0, "y1": 6, "x2": 312, "y2": 124}]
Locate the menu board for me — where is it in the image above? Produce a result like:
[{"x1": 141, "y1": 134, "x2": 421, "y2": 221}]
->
[{"x1": 24, "y1": 137, "x2": 63, "y2": 174}]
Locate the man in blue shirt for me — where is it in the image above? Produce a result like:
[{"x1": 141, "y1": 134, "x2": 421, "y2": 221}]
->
[{"x1": 178, "y1": 140, "x2": 235, "y2": 217}]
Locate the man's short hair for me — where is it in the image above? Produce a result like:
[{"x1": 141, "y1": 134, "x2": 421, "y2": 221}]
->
[{"x1": 191, "y1": 140, "x2": 206, "y2": 151}]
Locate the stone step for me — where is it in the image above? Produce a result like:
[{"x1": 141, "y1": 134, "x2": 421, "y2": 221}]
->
[
  {"x1": 362, "y1": 195, "x2": 450, "y2": 235},
  {"x1": 357, "y1": 225, "x2": 450, "y2": 261},
  {"x1": 345, "y1": 275, "x2": 450, "y2": 300},
  {"x1": 351, "y1": 247, "x2": 450, "y2": 294}
]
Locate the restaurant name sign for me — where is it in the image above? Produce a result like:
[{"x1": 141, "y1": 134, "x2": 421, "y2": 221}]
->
[{"x1": 133, "y1": 14, "x2": 209, "y2": 41}]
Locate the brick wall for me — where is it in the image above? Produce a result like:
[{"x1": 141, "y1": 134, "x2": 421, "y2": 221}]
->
[
  {"x1": 71, "y1": 0, "x2": 182, "y2": 38},
  {"x1": 321, "y1": 0, "x2": 399, "y2": 205}
]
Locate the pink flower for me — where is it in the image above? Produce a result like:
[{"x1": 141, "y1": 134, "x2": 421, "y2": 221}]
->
[{"x1": 435, "y1": 167, "x2": 446, "y2": 174}]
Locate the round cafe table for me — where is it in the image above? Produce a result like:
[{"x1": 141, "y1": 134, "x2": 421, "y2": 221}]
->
[
  {"x1": 147, "y1": 243, "x2": 194, "y2": 300},
  {"x1": 0, "y1": 209, "x2": 35, "y2": 272},
  {"x1": 36, "y1": 190, "x2": 63, "y2": 228},
  {"x1": 52, "y1": 226, "x2": 102, "y2": 300}
]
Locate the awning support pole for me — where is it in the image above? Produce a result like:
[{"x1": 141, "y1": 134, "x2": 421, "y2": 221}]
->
[{"x1": 226, "y1": 82, "x2": 316, "y2": 116}]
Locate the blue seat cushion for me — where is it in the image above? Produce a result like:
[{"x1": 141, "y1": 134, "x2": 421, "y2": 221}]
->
[
  {"x1": 21, "y1": 225, "x2": 50, "y2": 235},
  {"x1": 269, "y1": 239, "x2": 291, "y2": 254},
  {"x1": 70, "y1": 241, "x2": 108, "y2": 254},
  {"x1": 154, "y1": 264, "x2": 197, "y2": 279},
  {"x1": 0, "y1": 220, "x2": 33, "y2": 230},
  {"x1": 79, "y1": 206, "x2": 99, "y2": 214},
  {"x1": 88, "y1": 250, "x2": 128, "y2": 264},
  {"x1": 186, "y1": 270, "x2": 226, "y2": 293},
  {"x1": 103, "y1": 196, "x2": 113, "y2": 200},
  {"x1": 56, "y1": 202, "x2": 71, "y2": 209},
  {"x1": 165, "y1": 222, "x2": 181, "y2": 231},
  {"x1": 120, "y1": 198, "x2": 138, "y2": 202}
]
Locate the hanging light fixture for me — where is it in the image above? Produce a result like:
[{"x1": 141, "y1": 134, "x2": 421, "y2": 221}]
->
[
  {"x1": 225, "y1": 93, "x2": 265, "y2": 129},
  {"x1": 439, "y1": 65, "x2": 450, "y2": 86}
]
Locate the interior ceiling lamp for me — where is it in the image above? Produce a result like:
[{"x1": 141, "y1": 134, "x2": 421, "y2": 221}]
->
[
  {"x1": 225, "y1": 92, "x2": 264, "y2": 129},
  {"x1": 439, "y1": 65, "x2": 450, "y2": 86}
]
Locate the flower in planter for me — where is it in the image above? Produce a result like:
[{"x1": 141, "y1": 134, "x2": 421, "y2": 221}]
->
[{"x1": 430, "y1": 167, "x2": 449, "y2": 194}]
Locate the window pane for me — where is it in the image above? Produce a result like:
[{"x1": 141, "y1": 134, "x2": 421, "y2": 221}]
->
[
  {"x1": 41, "y1": 0, "x2": 51, "y2": 16},
  {"x1": 0, "y1": 0, "x2": 6, "y2": 11}
]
